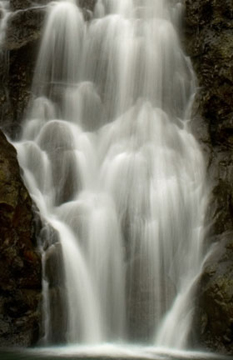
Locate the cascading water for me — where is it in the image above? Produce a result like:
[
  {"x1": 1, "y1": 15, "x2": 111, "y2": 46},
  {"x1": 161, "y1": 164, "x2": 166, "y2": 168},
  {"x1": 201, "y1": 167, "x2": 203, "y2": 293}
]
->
[
  {"x1": 0, "y1": 1, "x2": 10, "y2": 45},
  {"x1": 13, "y1": 0, "x2": 208, "y2": 349}
]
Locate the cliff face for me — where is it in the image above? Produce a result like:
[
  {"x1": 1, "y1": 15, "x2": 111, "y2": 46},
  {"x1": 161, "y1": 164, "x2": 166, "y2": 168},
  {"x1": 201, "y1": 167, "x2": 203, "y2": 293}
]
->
[
  {"x1": 0, "y1": 130, "x2": 41, "y2": 346},
  {"x1": 184, "y1": 0, "x2": 233, "y2": 354},
  {"x1": 0, "y1": 0, "x2": 45, "y2": 346}
]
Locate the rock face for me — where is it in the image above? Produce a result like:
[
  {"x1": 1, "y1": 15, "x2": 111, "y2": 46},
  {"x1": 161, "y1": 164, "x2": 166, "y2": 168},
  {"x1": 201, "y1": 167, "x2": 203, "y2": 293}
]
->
[
  {"x1": 0, "y1": 130, "x2": 41, "y2": 346},
  {"x1": 0, "y1": 2, "x2": 46, "y2": 136},
  {"x1": 184, "y1": 0, "x2": 233, "y2": 355},
  {"x1": 192, "y1": 232, "x2": 233, "y2": 354},
  {"x1": 0, "y1": 1, "x2": 48, "y2": 344}
]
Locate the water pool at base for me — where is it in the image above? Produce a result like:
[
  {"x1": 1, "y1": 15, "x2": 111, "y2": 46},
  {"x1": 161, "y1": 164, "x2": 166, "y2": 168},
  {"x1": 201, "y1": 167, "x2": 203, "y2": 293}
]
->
[{"x1": 0, "y1": 345, "x2": 229, "y2": 360}]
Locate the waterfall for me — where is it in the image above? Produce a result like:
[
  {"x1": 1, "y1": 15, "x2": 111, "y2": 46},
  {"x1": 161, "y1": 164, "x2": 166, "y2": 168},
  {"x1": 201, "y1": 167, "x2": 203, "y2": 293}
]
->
[
  {"x1": 13, "y1": 0, "x2": 208, "y2": 349},
  {"x1": 0, "y1": 1, "x2": 10, "y2": 45}
]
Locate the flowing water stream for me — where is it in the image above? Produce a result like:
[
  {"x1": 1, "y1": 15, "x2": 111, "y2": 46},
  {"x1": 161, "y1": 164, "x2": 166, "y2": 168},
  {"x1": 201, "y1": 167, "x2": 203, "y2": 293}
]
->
[
  {"x1": 0, "y1": 1, "x2": 10, "y2": 44},
  {"x1": 12, "y1": 0, "x2": 209, "y2": 351}
]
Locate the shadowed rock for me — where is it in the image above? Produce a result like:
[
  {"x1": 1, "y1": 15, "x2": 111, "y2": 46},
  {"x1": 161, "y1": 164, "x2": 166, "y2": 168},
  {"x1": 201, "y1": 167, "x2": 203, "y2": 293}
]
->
[
  {"x1": 185, "y1": 0, "x2": 233, "y2": 355},
  {"x1": 0, "y1": 130, "x2": 42, "y2": 346}
]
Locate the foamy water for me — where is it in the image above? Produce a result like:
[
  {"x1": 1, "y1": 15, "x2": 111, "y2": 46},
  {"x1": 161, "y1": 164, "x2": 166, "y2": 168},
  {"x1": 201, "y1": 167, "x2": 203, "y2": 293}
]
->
[{"x1": 13, "y1": 0, "x2": 208, "y2": 348}]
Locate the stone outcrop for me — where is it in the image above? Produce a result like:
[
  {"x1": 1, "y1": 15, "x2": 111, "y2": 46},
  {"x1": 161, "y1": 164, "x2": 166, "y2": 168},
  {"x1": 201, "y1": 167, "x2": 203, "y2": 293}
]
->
[
  {"x1": 184, "y1": 0, "x2": 233, "y2": 354},
  {"x1": 0, "y1": 130, "x2": 41, "y2": 346},
  {"x1": 0, "y1": 2, "x2": 46, "y2": 136}
]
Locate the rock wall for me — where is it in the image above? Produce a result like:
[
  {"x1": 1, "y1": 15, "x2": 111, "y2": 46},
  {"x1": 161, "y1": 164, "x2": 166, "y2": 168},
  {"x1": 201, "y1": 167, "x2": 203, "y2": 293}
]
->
[
  {"x1": 0, "y1": 0, "x2": 45, "y2": 346},
  {"x1": 0, "y1": 130, "x2": 41, "y2": 346},
  {"x1": 184, "y1": 0, "x2": 233, "y2": 355}
]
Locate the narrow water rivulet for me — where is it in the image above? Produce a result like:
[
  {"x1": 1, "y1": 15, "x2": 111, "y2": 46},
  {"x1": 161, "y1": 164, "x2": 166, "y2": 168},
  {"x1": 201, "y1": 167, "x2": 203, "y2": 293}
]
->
[{"x1": 14, "y1": 0, "x2": 208, "y2": 349}]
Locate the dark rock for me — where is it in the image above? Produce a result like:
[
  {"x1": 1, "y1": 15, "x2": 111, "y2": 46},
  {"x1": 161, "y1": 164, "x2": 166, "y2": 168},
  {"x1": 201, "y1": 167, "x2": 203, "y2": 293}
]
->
[
  {"x1": 0, "y1": 41, "x2": 40, "y2": 137},
  {"x1": 184, "y1": 0, "x2": 233, "y2": 149},
  {"x1": 44, "y1": 243, "x2": 64, "y2": 287},
  {"x1": 0, "y1": 5, "x2": 45, "y2": 136},
  {"x1": 10, "y1": 0, "x2": 50, "y2": 11},
  {"x1": 45, "y1": 286, "x2": 68, "y2": 344},
  {"x1": 6, "y1": 8, "x2": 46, "y2": 50},
  {"x1": 78, "y1": 0, "x2": 97, "y2": 12},
  {"x1": 192, "y1": 232, "x2": 233, "y2": 355},
  {"x1": 0, "y1": 130, "x2": 42, "y2": 346},
  {"x1": 184, "y1": 0, "x2": 233, "y2": 355},
  {"x1": 10, "y1": 0, "x2": 97, "y2": 12}
]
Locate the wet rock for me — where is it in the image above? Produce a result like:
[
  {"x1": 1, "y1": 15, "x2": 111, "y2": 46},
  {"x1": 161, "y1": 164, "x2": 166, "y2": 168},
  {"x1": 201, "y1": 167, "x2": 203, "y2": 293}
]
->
[
  {"x1": 45, "y1": 287, "x2": 68, "y2": 344},
  {"x1": 184, "y1": 0, "x2": 233, "y2": 355},
  {"x1": 184, "y1": 0, "x2": 233, "y2": 149},
  {"x1": 0, "y1": 4, "x2": 44, "y2": 136},
  {"x1": 0, "y1": 130, "x2": 42, "y2": 346},
  {"x1": 44, "y1": 243, "x2": 65, "y2": 287},
  {"x1": 78, "y1": 0, "x2": 97, "y2": 12},
  {"x1": 6, "y1": 7, "x2": 46, "y2": 50},
  {"x1": 192, "y1": 232, "x2": 233, "y2": 355},
  {"x1": 79, "y1": 0, "x2": 97, "y2": 19},
  {"x1": 10, "y1": 0, "x2": 50, "y2": 11}
]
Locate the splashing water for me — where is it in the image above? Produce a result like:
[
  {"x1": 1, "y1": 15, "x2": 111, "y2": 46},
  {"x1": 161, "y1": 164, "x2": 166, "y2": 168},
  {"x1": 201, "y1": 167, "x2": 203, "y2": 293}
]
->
[
  {"x1": 0, "y1": 1, "x2": 10, "y2": 45},
  {"x1": 14, "y1": 0, "x2": 208, "y2": 348}
]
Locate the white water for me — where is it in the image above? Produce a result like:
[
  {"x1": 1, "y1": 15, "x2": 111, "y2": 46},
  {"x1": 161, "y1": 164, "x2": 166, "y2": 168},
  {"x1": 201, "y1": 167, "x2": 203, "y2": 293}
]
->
[
  {"x1": 0, "y1": 1, "x2": 10, "y2": 45},
  {"x1": 13, "y1": 0, "x2": 208, "y2": 349},
  {"x1": 15, "y1": 344, "x2": 227, "y2": 360}
]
